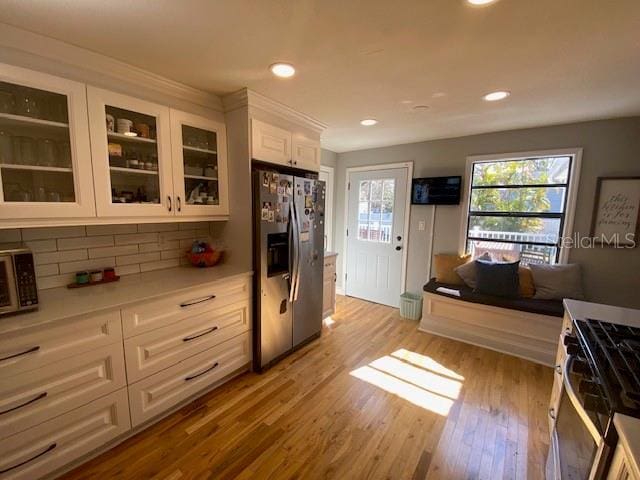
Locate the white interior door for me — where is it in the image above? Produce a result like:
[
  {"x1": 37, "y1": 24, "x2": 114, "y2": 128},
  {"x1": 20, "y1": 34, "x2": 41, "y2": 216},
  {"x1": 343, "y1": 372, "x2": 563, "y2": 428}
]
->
[{"x1": 345, "y1": 166, "x2": 409, "y2": 307}]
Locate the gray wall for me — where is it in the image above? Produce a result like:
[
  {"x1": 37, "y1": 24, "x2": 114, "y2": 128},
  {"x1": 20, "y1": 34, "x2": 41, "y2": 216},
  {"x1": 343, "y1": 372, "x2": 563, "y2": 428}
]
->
[
  {"x1": 333, "y1": 117, "x2": 640, "y2": 309},
  {"x1": 321, "y1": 148, "x2": 337, "y2": 168}
]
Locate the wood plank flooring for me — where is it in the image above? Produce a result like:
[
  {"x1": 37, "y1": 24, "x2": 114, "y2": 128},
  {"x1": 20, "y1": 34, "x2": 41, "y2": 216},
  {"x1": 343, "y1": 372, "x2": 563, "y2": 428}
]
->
[{"x1": 60, "y1": 295, "x2": 553, "y2": 480}]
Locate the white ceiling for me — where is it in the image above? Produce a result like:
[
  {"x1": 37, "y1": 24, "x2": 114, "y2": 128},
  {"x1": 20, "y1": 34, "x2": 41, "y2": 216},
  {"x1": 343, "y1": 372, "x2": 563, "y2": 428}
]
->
[{"x1": 1, "y1": 0, "x2": 639, "y2": 152}]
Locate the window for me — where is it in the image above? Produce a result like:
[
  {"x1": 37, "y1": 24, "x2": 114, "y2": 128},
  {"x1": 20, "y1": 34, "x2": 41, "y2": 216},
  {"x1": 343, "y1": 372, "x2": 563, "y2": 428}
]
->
[
  {"x1": 463, "y1": 151, "x2": 581, "y2": 265},
  {"x1": 358, "y1": 179, "x2": 395, "y2": 243}
]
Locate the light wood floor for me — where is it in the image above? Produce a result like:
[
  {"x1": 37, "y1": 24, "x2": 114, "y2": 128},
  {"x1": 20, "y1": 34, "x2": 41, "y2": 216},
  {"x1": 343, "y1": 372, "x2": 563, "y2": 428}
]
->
[{"x1": 61, "y1": 295, "x2": 552, "y2": 480}]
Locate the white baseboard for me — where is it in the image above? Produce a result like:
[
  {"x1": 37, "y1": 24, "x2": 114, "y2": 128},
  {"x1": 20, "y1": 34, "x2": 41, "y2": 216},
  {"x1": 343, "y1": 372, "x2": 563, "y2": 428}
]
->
[{"x1": 336, "y1": 286, "x2": 345, "y2": 295}]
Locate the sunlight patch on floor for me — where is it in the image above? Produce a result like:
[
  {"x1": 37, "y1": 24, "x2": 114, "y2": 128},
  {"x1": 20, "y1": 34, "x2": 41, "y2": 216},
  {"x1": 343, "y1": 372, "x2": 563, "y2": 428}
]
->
[
  {"x1": 391, "y1": 348, "x2": 465, "y2": 381},
  {"x1": 350, "y1": 349, "x2": 464, "y2": 416}
]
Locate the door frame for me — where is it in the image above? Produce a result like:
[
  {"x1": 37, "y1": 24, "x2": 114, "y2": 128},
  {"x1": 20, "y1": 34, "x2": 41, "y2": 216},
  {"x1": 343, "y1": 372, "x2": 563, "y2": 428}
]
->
[
  {"x1": 319, "y1": 165, "x2": 334, "y2": 251},
  {"x1": 342, "y1": 161, "x2": 413, "y2": 301}
]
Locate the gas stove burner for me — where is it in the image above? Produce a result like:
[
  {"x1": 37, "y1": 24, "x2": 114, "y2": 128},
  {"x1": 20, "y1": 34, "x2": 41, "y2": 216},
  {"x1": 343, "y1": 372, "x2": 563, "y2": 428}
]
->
[
  {"x1": 619, "y1": 338, "x2": 640, "y2": 352},
  {"x1": 572, "y1": 318, "x2": 640, "y2": 417}
]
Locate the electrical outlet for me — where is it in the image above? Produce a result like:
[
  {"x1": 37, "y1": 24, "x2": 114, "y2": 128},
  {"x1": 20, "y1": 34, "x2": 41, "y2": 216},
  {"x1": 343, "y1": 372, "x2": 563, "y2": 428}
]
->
[{"x1": 418, "y1": 220, "x2": 426, "y2": 231}]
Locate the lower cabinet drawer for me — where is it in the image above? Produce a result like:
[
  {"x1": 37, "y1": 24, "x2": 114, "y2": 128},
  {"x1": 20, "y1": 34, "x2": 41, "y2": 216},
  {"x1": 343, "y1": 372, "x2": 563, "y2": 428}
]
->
[
  {"x1": 0, "y1": 310, "x2": 122, "y2": 378},
  {"x1": 128, "y1": 332, "x2": 250, "y2": 427},
  {"x1": 121, "y1": 276, "x2": 251, "y2": 338},
  {"x1": 124, "y1": 300, "x2": 251, "y2": 383},
  {"x1": 0, "y1": 342, "x2": 127, "y2": 439},
  {"x1": 0, "y1": 388, "x2": 130, "y2": 480}
]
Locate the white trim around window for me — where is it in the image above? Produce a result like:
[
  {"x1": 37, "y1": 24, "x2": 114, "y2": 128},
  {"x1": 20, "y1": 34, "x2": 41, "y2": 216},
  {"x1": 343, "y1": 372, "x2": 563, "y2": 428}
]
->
[{"x1": 459, "y1": 148, "x2": 582, "y2": 264}]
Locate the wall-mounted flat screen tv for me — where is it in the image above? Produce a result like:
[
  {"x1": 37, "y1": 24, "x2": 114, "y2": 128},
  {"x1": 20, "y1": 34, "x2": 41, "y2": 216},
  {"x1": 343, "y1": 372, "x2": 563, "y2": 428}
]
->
[{"x1": 411, "y1": 176, "x2": 462, "y2": 205}]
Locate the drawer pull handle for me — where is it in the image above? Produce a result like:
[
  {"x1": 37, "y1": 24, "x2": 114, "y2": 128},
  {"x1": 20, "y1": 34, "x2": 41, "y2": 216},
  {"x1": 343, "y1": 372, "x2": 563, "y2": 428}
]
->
[
  {"x1": 183, "y1": 326, "x2": 219, "y2": 342},
  {"x1": 0, "y1": 442, "x2": 57, "y2": 474},
  {"x1": 0, "y1": 392, "x2": 47, "y2": 416},
  {"x1": 0, "y1": 345, "x2": 40, "y2": 363},
  {"x1": 180, "y1": 295, "x2": 216, "y2": 308},
  {"x1": 185, "y1": 362, "x2": 219, "y2": 381},
  {"x1": 549, "y1": 407, "x2": 556, "y2": 420}
]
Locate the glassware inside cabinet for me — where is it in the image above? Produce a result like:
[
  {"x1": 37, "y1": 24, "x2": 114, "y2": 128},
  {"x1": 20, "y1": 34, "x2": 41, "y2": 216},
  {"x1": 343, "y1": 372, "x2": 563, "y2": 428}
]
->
[
  {"x1": 105, "y1": 105, "x2": 161, "y2": 204},
  {"x1": 0, "y1": 80, "x2": 75, "y2": 203},
  {"x1": 182, "y1": 124, "x2": 219, "y2": 206}
]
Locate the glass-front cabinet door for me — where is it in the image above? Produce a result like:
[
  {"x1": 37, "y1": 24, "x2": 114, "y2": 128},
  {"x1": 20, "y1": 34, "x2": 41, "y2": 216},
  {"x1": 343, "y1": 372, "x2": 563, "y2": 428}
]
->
[
  {"x1": 170, "y1": 110, "x2": 228, "y2": 216},
  {"x1": 0, "y1": 63, "x2": 95, "y2": 220},
  {"x1": 87, "y1": 86, "x2": 173, "y2": 217}
]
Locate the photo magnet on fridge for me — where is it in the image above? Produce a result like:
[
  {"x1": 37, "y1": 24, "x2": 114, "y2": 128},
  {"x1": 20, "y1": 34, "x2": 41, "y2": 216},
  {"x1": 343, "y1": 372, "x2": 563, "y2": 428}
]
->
[
  {"x1": 268, "y1": 210, "x2": 275, "y2": 222},
  {"x1": 262, "y1": 172, "x2": 270, "y2": 187},
  {"x1": 269, "y1": 181, "x2": 277, "y2": 194}
]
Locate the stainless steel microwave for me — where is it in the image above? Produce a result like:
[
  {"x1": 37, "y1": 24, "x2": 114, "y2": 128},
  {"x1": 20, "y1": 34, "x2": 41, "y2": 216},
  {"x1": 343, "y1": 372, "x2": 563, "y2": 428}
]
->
[{"x1": 0, "y1": 246, "x2": 38, "y2": 316}]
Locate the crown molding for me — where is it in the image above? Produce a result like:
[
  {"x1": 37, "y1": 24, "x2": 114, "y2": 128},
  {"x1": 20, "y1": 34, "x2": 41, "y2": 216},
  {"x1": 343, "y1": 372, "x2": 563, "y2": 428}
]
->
[
  {"x1": 0, "y1": 23, "x2": 223, "y2": 112},
  {"x1": 223, "y1": 88, "x2": 327, "y2": 133}
]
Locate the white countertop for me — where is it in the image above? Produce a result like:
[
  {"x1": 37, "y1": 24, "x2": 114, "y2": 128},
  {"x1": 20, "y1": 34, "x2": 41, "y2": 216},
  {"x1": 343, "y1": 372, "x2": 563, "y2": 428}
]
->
[
  {"x1": 0, "y1": 264, "x2": 252, "y2": 334},
  {"x1": 614, "y1": 414, "x2": 640, "y2": 478},
  {"x1": 563, "y1": 299, "x2": 640, "y2": 328}
]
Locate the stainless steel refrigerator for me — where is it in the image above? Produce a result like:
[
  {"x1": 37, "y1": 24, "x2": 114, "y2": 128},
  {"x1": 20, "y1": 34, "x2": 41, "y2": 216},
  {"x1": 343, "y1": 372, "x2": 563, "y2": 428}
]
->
[{"x1": 252, "y1": 169, "x2": 325, "y2": 371}]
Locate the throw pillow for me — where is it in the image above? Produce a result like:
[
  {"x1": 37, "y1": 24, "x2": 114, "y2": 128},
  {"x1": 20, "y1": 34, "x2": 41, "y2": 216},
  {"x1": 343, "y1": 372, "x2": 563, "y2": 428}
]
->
[
  {"x1": 454, "y1": 252, "x2": 492, "y2": 289},
  {"x1": 530, "y1": 264, "x2": 584, "y2": 300},
  {"x1": 474, "y1": 260, "x2": 520, "y2": 298},
  {"x1": 518, "y1": 266, "x2": 536, "y2": 298},
  {"x1": 433, "y1": 254, "x2": 470, "y2": 285}
]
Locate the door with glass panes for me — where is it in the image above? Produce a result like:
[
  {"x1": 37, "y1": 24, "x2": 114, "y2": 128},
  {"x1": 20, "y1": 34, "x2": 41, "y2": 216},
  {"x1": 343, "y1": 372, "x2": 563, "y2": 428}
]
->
[
  {"x1": 345, "y1": 167, "x2": 408, "y2": 307},
  {"x1": 87, "y1": 86, "x2": 173, "y2": 217},
  {"x1": 0, "y1": 63, "x2": 95, "y2": 219},
  {"x1": 169, "y1": 110, "x2": 228, "y2": 216}
]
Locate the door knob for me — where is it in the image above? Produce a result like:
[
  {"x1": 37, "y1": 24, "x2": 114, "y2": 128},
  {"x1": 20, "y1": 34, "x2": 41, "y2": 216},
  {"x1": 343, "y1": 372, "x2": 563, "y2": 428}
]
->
[
  {"x1": 395, "y1": 246, "x2": 402, "y2": 251},
  {"x1": 397, "y1": 236, "x2": 402, "y2": 241}
]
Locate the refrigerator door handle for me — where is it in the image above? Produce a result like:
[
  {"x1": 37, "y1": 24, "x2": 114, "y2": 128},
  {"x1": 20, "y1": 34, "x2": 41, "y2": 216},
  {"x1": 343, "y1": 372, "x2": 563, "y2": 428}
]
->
[
  {"x1": 293, "y1": 196, "x2": 302, "y2": 302},
  {"x1": 289, "y1": 202, "x2": 299, "y2": 303}
]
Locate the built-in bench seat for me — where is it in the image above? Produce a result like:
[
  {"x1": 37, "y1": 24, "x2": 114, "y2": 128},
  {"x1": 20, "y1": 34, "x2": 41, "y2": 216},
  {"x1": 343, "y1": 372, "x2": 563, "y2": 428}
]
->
[{"x1": 419, "y1": 279, "x2": 564, "y2": 366}]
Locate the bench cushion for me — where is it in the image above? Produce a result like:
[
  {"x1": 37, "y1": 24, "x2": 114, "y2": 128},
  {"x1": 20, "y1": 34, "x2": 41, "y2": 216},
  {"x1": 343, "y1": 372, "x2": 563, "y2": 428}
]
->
[{"x1": 423, "y1": 278, "x2": 564, "y2": 318}]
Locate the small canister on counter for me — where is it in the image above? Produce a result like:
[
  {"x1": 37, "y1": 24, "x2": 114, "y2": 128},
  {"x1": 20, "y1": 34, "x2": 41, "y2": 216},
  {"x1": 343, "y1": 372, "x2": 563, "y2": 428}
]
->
[
  {"x1": 103, "y1": 267, "x2": 116, "y2": 281},
  {"x1": 90, "y1": 270, "x2": 103, "y2": 283},
  {"x1": 76, "y1": 271, "x2": 90, "y2": 285}
]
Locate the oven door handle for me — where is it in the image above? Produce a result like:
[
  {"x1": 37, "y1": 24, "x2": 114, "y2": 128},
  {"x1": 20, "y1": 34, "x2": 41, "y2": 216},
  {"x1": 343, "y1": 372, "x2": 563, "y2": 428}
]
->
[{"x1": 562, "y1": 354, "x2": 602, "y2": 443}]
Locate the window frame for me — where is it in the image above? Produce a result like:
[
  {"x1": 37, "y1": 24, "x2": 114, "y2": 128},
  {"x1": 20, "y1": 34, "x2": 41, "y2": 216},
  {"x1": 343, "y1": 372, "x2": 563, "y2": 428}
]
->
[{"x1": 459, "y1": 148, "x2": 583, "y2": 265}]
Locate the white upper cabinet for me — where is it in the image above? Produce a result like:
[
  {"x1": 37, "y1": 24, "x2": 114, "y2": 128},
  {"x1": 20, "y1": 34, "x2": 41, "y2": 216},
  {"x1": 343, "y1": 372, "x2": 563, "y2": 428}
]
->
[
  {"x1": 292, "y1": 133, "x2": 321, "y2": 171},
  {"x1": 87, "y1": 86, "x2": 174, "y2": 217},
  {"x1": 0, "y1": 63, "x2": 95, "y2": 219},
  {"x1": 170, "y1": 110, "x2": 229, "y2": 217},
  {"x1": 251, "y1": 118, "x2": 292, "y2": 167}
]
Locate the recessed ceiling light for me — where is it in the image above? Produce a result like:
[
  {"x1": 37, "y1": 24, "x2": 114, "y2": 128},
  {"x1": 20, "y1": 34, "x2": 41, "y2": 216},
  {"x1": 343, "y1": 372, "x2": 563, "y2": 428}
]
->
[
  {"x1": 483, "y1": 90, "x2": 510, "y2": 101},
  {"x1": 412, "y1": 105, "x2": 430, "y2": 111},
  {"x1": 467, "y1": 0, "x2": 498, "y2": 5},
  {"x1": 269, "y1": 63, "x2": 296, "y2": 78},
  {"x1": 360, "y1": 119, "x2": 378, "y2": 126}
]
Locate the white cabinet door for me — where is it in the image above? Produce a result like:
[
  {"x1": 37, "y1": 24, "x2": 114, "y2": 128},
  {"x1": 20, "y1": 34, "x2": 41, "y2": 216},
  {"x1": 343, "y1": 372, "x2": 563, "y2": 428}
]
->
[
  {"x1": 87, "y1": 86, "x2": 174, "y2": 217},
  {"x1": 0, "y1": 388, "x2": 130, "y2": 480},
  {"x1": 251, "y1": 118, "x2": 291, "y2": 166},
  {"x1": 170, "y1": 109, "x2": 228, "y2": 217},
  {"x1": 292, "y1": 134, "x2": 321, "y2": 171},
  {"x1": 0, "y1": 63, "x2": 95, "y2": 220}
]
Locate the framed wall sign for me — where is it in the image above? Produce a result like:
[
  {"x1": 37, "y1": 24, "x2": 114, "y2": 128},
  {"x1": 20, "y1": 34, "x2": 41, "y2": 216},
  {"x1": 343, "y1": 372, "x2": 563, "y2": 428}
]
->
[{"x1": 590, "y1": 176, "x2": 640, "y2": 247}]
